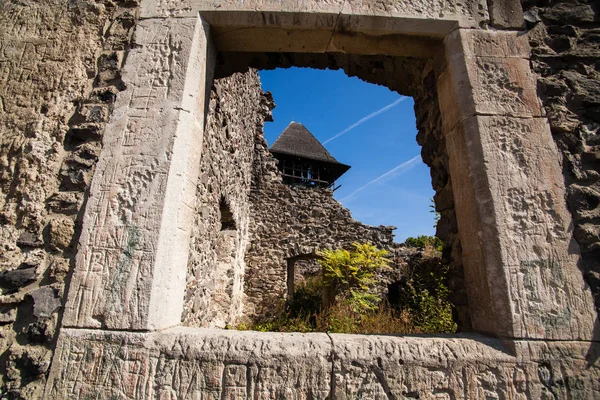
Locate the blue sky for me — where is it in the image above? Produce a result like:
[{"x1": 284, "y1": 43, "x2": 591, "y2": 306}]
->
[{"x1": 259, "y1": 67, "x2": 435, "y2": 242}]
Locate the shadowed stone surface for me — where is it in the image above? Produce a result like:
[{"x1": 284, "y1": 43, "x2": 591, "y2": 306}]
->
[{"x1": 523, "y1": 0, "x2": 600, "y2": 317}]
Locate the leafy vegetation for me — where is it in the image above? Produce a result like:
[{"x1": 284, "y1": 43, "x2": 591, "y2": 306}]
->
[
  {"x1": 320, "y1": 242, "x2": 390, "y2": 312},
  {"x1": 404, "y1": 235, "x2": 443, "y2": 252},
  {"x1": 392, "y1": 260, "x2": 456, "y2": 333},
  {"x1": 237, "y1": 241, "x2": 457, "y2": 335}
]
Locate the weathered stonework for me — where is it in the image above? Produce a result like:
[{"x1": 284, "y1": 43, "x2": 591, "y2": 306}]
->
[
  {"x1": 44, "y1": 328, "x2": 600, "y2": 399},
  {"x1": 522, "y1": 0, "x2": 600, "y2": 315},
  {"x1": 414, "y1": 66, "x2": 470, "y2": 329},
  {"x1": 245, "y1": 148, "x2": 401, "y2": 318},
  {"x1": 0, "y1": 0, "x2": 598, "y2": 398},
  {"x1": 62, "y1": 16, "x2": 215, "y2": 331},
  {"x1": 182, "y1": 70, "x2": 268, "y2": 328},
  {"x1": 182, "y1": 68, "x2": 408, "y2": 327},
  {"x1": 0, "y1": 0, "x2": 136, "y2": 397}
]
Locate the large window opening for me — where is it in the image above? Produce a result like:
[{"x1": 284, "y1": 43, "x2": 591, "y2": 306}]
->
[{"x1": 207, "y1": 52, "x2": 467, "y2": 333}]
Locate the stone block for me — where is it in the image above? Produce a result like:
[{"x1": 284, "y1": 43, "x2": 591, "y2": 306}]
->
[
  {"x1": 141, "y1": 0, "x2": 487, "y2": 33},
  {"x1": 439, "y1": 29, "x2": 542, "y2": 133},
  {"x1": 47, "y1": 218, "x2": 75, "y2": 250},
  {"x1": 330, "y1": 333, "x2": 513, "y2": 398},
  {"x1": 44, "y1": 328, "x2": 332, "y2": 399},
  {"x1": 0, "y1": 267, "x2": 38, "y2": 293},
  {"x1": 30, "y1": 288, "x2": 62, "y2": 319},
  {"x1": 456, "y1": 116, "x2": 573, "y2": 266},
  {"x1": 542, "y1": 3, "x2": 596, "y2": 24},
  {"x1": 487, "y1": 0, "x2": 524, "y2": 29},
  {"x1": 446, "y1": 115, "x2": 599, "y2": 340},
  {"x1": 44, "y1": 328, "x2": 600, "y2": 399},
  {"x1": 63, "y1": 16, "x2": 215, "y2": 331},
  {"x1": 451, "y1": 29, "x2": 531, "y2": 59},
  {"x1": 16, "y1": 231, "x2": 43, "y2": 249}
]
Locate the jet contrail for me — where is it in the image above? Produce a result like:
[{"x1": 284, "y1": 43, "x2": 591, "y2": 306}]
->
[
  {"x1": 323, "y1": 96, "x2": 408, "y2": 145},
  {"x1": 339, "y1": 155, "x2": 421, "y2": 203}
]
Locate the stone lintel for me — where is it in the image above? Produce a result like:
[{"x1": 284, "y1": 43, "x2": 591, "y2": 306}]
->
[
  {"x1": 62, "y1": 16, "x2": 214, "y2": 330},
  {"x1": 210, "y1": 25, "x2": 443, "y2": 58},
  {"x1": 140, "y1": 0, "x2": 486, "y2": 34},
  {"x1": 44, "y1": 327, "x2": 600, "y2": 399}
]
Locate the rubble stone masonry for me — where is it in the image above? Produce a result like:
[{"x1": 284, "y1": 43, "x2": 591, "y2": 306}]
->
[
  {"x1": 523, "y1": 0, "x2": 600, "y2": 314},
  {"x1": 0, "y1": 0, "x2": 136, "y2": 397}
]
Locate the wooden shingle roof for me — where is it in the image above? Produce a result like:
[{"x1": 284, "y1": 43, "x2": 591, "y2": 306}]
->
[{"x1": 269, "y1": 122, "x2": 347, "y2": 166}]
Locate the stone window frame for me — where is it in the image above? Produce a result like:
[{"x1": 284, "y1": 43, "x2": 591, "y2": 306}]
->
[{"x1": 56, "y1": 0, "x2": 598, "y2": 354}]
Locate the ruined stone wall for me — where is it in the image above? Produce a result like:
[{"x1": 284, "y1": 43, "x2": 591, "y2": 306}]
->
[
  {"x1": 182, "y1": 62, "x2": 407, "y2": 325},
  {"x1": 244, "y1": 138, "x2": 401, "y2": 319},
  {"x1": 221, "y1": 51, "x2": 470, "y2": 327},
  {"x1": 183, "y1": 70, "x2": 272, "y2": 328},
  {"x1": 414, "y1": 66, "x2": 470, "y2": 329},
  {"x1": 0, "y1": 1, "x2": 136, "y2": 397},
  {"x1": 522, "y1": 0, "x2": 600, "y2": 313}
]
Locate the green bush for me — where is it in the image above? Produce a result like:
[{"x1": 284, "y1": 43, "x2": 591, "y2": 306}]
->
[
  {"x1": 319, "y1": 242, "x2": 390, "y2": 311},
  {"x1": 393, "y1": 260, "x2": 457, "y2": 334},
  {"x1": 404, "y1": 235, "x2": 443, "y2": 251},
  {"x1": 238, "y1": 242, "x2": 457, "y2": 335}
]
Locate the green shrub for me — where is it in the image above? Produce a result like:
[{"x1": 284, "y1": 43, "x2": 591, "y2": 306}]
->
[
  {"x1": 319, "y1": 242, "x2": 390, "y2": 310},
  {"x1": 404, "y1": 235, "x2": 443, "y2": 252},
  {"x1": 238, "y1": 242, "x2": 457, "y2": 335},
  {"x1": 393, "y1": 261, "x2": 457, "y2": 334}
]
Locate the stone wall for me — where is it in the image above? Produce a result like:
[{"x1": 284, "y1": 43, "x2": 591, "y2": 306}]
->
[
  {"x1": 414, "y1": 67, "x2": 471, "y2": 329},
  {"x1": 522, "y1": 0, "x2": 600, "y2": 313},
  {"x1": 182, "y1": 70, "x2": 272, "y2": 328},
  {"x1": 0, "y1": 1, "x2": 136, "y2": 397},
  {"x1": 219, "y1": 51, "x2": 469, "y2": 327},
  {"x1": 185, "y1": 63, "x2": 410, "y2": 324},
  {"x1": 245, "y1": 141, "x2": 401, "y2": 318}
]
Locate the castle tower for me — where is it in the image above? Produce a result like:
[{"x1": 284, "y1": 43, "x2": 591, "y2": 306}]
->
[{"x1": 269, "y1": 122, "x2": 351, "y2": 188}]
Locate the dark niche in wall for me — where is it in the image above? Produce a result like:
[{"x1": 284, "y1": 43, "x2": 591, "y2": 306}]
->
[{"x1": 220, "y1": 197, "x2": 236, "y2": 231}]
